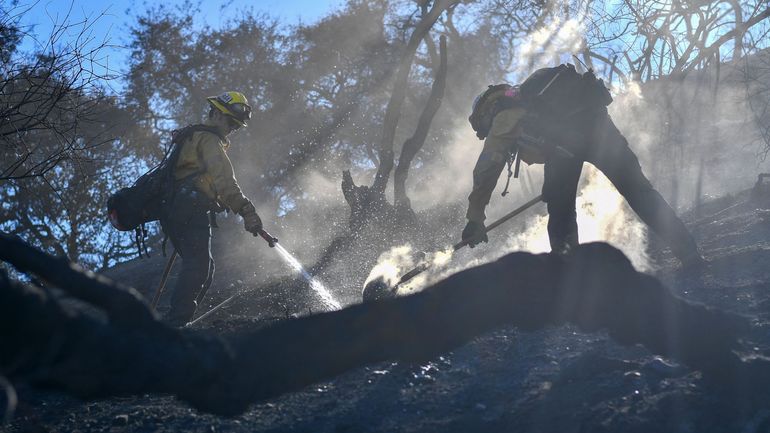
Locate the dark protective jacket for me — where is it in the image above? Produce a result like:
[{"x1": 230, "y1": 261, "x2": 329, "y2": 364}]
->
[
  {"x1": 467, "y1": 107, "x2": 529, "y2": 222},
  {"x1": 466, "y1": 64, "x2": 612, "y2": 222},
  {"x1": 464, "y1": 65, "x2": 700, "y2": 262}
]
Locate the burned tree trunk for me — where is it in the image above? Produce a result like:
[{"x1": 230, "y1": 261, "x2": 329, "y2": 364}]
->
[
  {"x1": 336, "y1": 4, "x2": 457, "y2": 270},
  {"x1": 341, "y1": 169, "x2": 400, "y2": 232},
  {"x1": 393, "y1": 35, "x2": 448, "y2": 213},
  {"x1": 2, "y1": 235, "x2": 764, "y2": 417},
  {"x1": 371, "y1": 0, "x2": 459, "y2": 194}
]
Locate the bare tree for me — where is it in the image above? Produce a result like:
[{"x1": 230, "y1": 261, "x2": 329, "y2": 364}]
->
[
  {"x1": 477, "y1": 0, "x2": 769, "y2": 85},
  {"x1": 740, "y1": 50, "x2": 770, "y2": 156},
  {"x1": 371, "y1": 0, "x2": 461, "y2": 194},
  {"x1": 393, "y1": 35, "x2": 448, "y2": 212},
  {"x1": 0, "y1": 4, "x2": 141, "y2": 269},
  {"x1": 0, "y1": 2, "x2": 120, "y2": 181}
]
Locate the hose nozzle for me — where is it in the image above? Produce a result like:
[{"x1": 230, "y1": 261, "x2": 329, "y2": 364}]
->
[{"x1": 258, "y1": 229, "x2": 278, "y2": 248}]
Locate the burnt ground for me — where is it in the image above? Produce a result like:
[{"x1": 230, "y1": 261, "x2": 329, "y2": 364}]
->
[{"x1": 7, "y1": 189, "x2": 770, "y2": 433}]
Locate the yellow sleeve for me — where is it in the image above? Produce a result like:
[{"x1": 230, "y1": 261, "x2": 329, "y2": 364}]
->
[
  {"x1": 196, "y1": 132, "x2": 253, "y2": 214},
  {"x1": 466, "y1": 108, "x2": 527, "y2": 222}
]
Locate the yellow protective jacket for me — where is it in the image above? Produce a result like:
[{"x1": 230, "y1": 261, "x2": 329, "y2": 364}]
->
[
  {"x1": 173, "y1": 124, "x2": 253, "y2": 215},
  {"x1": 466, "y1": 107, "x2": 529, "y2": 222}
]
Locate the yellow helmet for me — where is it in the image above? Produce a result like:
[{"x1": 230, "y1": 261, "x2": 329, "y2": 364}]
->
[{"x1": 207, "y1": 91, "x2": 252, "y2": 127}]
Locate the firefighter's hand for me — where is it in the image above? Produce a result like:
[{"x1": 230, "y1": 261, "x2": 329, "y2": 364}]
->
[
  {"x1": 462, "y1": 220, "x2": 488, "y2": 248},
  {"x1": 242, "y1": 211, "x2": 263, "y2": 236},
  {"x1": 243, "y1": 213, "x2": 263, "y2": 235}
]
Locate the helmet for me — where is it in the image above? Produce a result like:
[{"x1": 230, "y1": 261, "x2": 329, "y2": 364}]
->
[
  {"x1": 207, "y1": 91, "x2": 252, "y2": 127},
  {"x1": 471, "y1": 83, "x2": 519, "y2": 114}
]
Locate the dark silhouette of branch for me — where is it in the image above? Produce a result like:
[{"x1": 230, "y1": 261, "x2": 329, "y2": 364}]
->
[
  {"x1": 3, "y1": 236, "x2": 764, "y2": 417},
  {"x1": 0, "y1": 233, "x2": 155, "y2": 326},
  {"x1": 371, "y1": 0, "x2": 459, "y2": 194},
  {"x1": 0, "y1": 6, "x2": 118, "y2": 181},
  {"x1": 394, "y1": 35, "x2": 448, "y2": 212}
]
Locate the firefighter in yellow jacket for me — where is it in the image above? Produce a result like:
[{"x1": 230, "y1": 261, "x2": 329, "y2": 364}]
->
[
  {"x1": 162, "y1": 91, "x2": 262, "y2": 325},
  {"x1": 463, "y1": 65, "x2": 704, "y2": 267}
]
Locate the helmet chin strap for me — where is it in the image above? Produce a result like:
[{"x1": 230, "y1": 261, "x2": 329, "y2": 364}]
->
[{"x1": 212, "y1": 111, "x2": 235, "y2": 135}]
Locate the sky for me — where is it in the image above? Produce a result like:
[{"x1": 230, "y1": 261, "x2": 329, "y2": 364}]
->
[{"x1": 13, "y1": 0, "x2": 345, "y2": 89}]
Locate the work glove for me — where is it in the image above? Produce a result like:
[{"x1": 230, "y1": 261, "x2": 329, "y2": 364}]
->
[
  {"x1": 240, "y1": 203, "x2": 263, "y2": 236},
  {"x1": 462, "y1": 220, "x2": 488, "y2": 248}
]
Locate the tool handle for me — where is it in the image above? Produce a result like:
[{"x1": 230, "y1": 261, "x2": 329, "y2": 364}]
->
[
  {"x1": 151, "y1": 251, "x2": 177, "y2": 310},
  {"x1": 395, "y1": 194, "x2": 544, "y2": 290},
  {"x1": 396, "y1": 262, "x2": 431, "y2": 286},
  {"x1": 257, "y1": 229, "x2": 278, "y2": 248},
  {"x1": 452, "y1": 194, "x2": 543, "y2": 251}
]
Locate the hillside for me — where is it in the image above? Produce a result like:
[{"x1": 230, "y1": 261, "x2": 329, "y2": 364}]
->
[{"x1": 7, "y1": 183, "x2": 770, "y2": 433}]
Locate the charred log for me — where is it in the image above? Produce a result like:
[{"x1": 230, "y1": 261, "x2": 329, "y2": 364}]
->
[
  {"x1": 0, "y1": 233, "x2": 156, "y2": 327},
  {"x1": 1, "y1": 237, "x2": 764, "y2": 417}
]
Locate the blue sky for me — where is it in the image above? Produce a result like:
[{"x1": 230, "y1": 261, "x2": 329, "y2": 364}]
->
[
  {"x1": 15, "y1": 0, "x2": 344, "y2": 89},
  {"x1": 20, "y1": 0, "x2": 344, "y2": 37}
]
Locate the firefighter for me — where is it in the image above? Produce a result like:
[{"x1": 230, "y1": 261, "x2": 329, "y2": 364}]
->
[
  {"x1": 162, "y1": 91, "x2": 263, "y2": 326},
  {"x1": 463, "y1": 64, "x2": 705, "y2": 267}
]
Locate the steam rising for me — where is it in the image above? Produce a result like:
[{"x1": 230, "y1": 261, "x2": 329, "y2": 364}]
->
[
  {"x1": 518, "y1": 17, "x2": 586, "y2": 73},
  {"x1": 235, "y1": 3, "x2": 768, "y2": 307},
  {"x1": 365, "y1": 164, "x2": 652, "y2": 296}
]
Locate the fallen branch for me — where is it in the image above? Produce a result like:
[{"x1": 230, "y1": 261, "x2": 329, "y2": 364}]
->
[
  {"x1": 0, "y1": 233, "x2": 156, "y2": 326},
  {"x1": 1, "y1": 238, "x2": 762, "y2": 417}
]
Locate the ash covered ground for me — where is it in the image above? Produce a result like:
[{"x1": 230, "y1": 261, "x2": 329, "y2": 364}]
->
[{"x1": 8, "y1": 189, "x2": 770, "y2": 433}]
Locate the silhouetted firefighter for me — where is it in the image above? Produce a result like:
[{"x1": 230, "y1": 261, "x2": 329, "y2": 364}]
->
[
  {"x1": 163, "y1": 92, "x2": 266, "y2": 325},
  {"x1": 464, "y1": 64, "x2": 705, "y2": 267},
  {"x1": 108, "y1": 91, "x2": 264, "y2": 326}
]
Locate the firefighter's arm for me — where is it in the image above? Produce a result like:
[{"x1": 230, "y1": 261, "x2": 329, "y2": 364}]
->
[
  {"x1": 466, "y1": 108, "x2": 527, "y2": 222},
  {"x1": 197, "y1": 134, "x2": 253, "y2": 216}
]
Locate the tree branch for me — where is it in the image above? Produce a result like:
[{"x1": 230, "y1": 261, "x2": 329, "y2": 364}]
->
[
  {"x1": 393, "y1": 35, "x2": 448, "y2": 212},
  {"x1": 371, "y1": 0, "x2": 459, "y2": 194},
  {"x1": 3, "y1": 238, "x2": 763, "y2": 417}
]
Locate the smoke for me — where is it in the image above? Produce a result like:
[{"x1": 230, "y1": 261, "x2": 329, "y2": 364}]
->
[
  {"x1": 517, "y1": 17, "x2": 586, "y2": 74},
  {"x1": 363, "y1": 245, "x2": 454, "y2": 296},
  {"x1": 608, "y1": 64, "x2": 770, "y2": 210},
  {"x1": 365, "y1": 163, "x2": 653, "y2": 297},
  {"x1": 364, "y1": 51, "x2": 770, "y2": 296},
  {"x1": 364, "y1": 245, "x2": 416, "y2": 289},
  {"x1": 227, "y1": 4, "x2": 770, "y2": 307}
]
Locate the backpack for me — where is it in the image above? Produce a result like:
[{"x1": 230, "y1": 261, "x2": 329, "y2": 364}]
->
[
  {"x1": 107, "y1": 124, "x2": 224, "y2": 255},
  {"x1": 519, "y1": 63, "x2": 612, "y2": 118},
  {"x1": 468, "y1": 84, "x2": 523, "y2": 140}
]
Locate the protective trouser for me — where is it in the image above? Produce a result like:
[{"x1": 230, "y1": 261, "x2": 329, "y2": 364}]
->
[
  {"x1": 542, "y1": 109, "x2": 700, "y2": 261},
  {"x1": 160, "y1": 187, "x2": 215, "y2": 324}
]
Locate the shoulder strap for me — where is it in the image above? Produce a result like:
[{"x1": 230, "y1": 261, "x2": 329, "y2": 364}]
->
[
  {"x1": 171, "y1": 124, "x2": 226, "y2": 145},
  {"x1": 166, "y1": 124, "x2": 226, "y2": 170}
]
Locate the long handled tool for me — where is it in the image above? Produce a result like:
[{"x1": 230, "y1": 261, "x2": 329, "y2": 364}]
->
[
  {"x1": 184, "y1": 228, "x2": 278, "y2": 327},
  {"x1": 151, "y1": 250, "x2": 177, "y2": 310},
  {"x1": 364, "y1": 194, "x2": 543, "y2": 300},
  {"x1": 185, "y1": 291, "x2": 240, "y2": 327}
]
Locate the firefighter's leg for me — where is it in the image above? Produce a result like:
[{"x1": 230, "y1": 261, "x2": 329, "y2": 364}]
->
[
  {"x1": 166, "y1": 211, "x2": 212, "y2": 324},
  {"x1": 588, "y1": 116, "x2": 701, "y2": 263},
  {"x1": 543, "y1": 156, "x2": 584, "y2": 254}
]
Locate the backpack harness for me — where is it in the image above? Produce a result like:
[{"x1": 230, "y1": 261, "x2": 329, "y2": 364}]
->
[
  {"x1": 107, "y1": 124, "x2": 225, "y2": 257},
  {"x1": 469, "y1": 64, "x2": 612, "y2": 197}
]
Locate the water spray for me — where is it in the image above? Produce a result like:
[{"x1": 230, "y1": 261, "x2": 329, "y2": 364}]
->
[
  {"x1": 362, "y1": 194, "x2": 543, "y2": 301},
  {"x1": 185, "y1": 228, "x2": 340, "y2": 327},
  {"x1": 257, "y1": 228, "x2": 278, "y2": 247}
]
